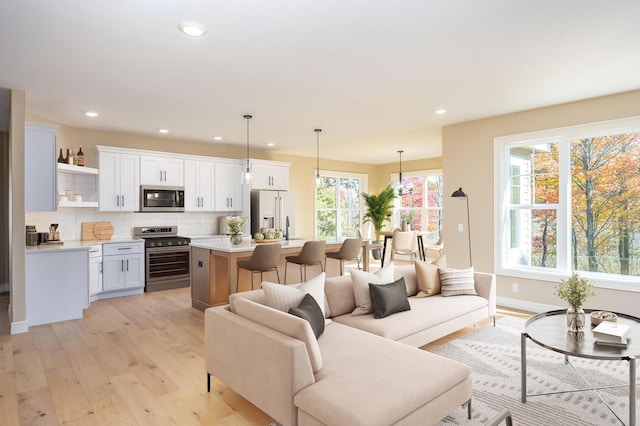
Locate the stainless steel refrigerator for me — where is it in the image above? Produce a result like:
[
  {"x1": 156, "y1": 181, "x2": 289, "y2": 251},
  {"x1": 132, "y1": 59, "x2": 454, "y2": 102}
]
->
[{"x1": 250, "y1": 190, "x2": 295, "y2": 239}]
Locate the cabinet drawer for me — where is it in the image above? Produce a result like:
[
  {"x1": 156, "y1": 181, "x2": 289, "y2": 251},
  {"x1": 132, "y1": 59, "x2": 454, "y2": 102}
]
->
[
  {"x1": 88, "y1": 244, "x2": 103, "y2": 257},
  {"x1": 103, "y1": 241, "x2": 143, "y2": 256}
]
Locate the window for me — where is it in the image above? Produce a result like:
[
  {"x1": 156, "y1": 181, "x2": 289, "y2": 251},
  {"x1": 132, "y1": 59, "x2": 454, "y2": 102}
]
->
[
  {"x1": 315, "y1": 172, "x2": 366, "y2": 241},
  {"x1": 391, "y1": 171, "x2": 443, "y2": 243},
  {"x1": 496, "y1": 118, "x2": 640, "y2": 287}
]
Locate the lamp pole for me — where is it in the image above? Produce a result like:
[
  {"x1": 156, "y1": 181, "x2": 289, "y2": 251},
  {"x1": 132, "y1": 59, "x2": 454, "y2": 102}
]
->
[{"x1": 451, "y1": 187, "x2": 472, "y2": 267}]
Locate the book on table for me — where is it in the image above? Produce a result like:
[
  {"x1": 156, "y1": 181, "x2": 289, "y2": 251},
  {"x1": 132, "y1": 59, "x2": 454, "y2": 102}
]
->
[
  {"x1": 596, "y1": 337, "x2": 628, "y2": 347},
  {"x1": 592, "y1": 321, "x2": 631, "y2": 343}
]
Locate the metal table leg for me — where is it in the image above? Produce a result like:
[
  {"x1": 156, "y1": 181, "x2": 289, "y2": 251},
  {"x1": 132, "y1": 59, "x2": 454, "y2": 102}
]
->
[
  {"x1": 521, "y1": 331, "x2": 527, "y2": 403},
  {"x1": 381, "y1": 235, "x2": 390, "y2": 267},
  {"x1": 630, "y1": 356, "x2": 636, "y2": 426}
]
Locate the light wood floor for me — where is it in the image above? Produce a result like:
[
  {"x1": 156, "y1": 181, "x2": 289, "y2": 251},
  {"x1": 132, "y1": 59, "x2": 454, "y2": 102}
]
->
[{"x1": 0, "y1": 288, "x2": 532, "y2": 425}]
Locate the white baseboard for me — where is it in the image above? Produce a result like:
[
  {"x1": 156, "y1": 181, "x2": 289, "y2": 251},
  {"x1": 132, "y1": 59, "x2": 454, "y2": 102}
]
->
[
  {"x1": 497, "y1": 296, "x2": 561, "y2": 314},
  {"x1": 11, "y1": 320, "x2": 28, "y2": 334},
  {"x1": 0, "y1": 283, "x2": 8, "y2": 292}
]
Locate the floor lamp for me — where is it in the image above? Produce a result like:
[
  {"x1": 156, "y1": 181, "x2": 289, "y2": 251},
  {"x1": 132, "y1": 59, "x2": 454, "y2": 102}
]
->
[{"x1": 451, "y1": 187, "x2": 472, "y2": 267}]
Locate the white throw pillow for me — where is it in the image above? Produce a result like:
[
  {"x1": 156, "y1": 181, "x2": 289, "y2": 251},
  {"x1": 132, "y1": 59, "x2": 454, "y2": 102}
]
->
[
  {"x1": 439, "y1": 267, "x2": 477, "y2": 297},
  {"x1": 350, "y1": 263, "x2": 395, "y2": 316},
  {"x1": 262, "y1": 272, "x2": 327, "y2": 317}
]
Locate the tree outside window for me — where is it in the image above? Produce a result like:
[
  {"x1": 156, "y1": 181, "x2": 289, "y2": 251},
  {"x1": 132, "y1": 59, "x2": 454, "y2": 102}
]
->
[
  {"x1": 502, "y1": 127, "x2": 640, "y2": 279},
  {"x1": 315, "y1": 173, "x2": 365, "y2": 241},
  {"x1": 392, "y1": 172, "x2": 443, "y2": 243}
]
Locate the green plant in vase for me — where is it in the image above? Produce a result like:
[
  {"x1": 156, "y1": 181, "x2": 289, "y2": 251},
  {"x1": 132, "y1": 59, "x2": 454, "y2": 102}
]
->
[
  {"x1": 554, "y1": 272, "x2": 595, "y2": 333},
  {"x1": 362, "y1": 184, "x2": 396, "y2": 242},
  {"x1": 224, "y1": 217, "x2": 248, "y2": 245}
]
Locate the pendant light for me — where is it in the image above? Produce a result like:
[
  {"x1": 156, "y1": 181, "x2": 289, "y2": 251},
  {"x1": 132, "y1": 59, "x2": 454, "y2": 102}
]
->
[
  {"x1": 315, "y1": 128, "x2": 322, "y2": 185},
  {"x1": 397, "y1": 150, "x2": 404, "y2": 195},
  {"x1": 243, "y1": 114, "x2": 252, "y2": 183}
]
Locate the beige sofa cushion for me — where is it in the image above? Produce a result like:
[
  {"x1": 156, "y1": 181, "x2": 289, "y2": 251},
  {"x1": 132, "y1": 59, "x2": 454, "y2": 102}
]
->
[
  {"x1": 333, "y1": 294, "x2": 488, "y2": 342},
  {"x1": 262, "y1": 272, "x2": 326, "y2": 316},
  {"x1": 414, "y1": 255, "x2": 447, "y2": 297},
  {"x1": 295, "y1": 322, "x2": 471, "y2": 426},
  {"x1": 233, "y1": 297, "x2": 323, "y2": 373},
  {"x1": 393, "y1": 264, "x2": 418, "y2": 296},
  {"x1": 324, "y1": 275, "x2": 356, "y2": 317}
]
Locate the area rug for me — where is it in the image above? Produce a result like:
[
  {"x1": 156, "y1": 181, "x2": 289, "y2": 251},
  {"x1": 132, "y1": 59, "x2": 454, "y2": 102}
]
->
[{"x1": 431, "y1": 316, "x2": 632, "y2": 425}]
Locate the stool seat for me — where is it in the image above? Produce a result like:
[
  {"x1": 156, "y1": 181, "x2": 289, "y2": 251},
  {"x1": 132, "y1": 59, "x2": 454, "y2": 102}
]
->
[
  {"x1": 325, "y1": 237, "x2": 362, "y2": 275},
  {"x1": 285, "y1": 241, "x2": 326, "y2": 283},
  {"x1": 236, "y1": 243, "x2": 282, "y2": 292}
]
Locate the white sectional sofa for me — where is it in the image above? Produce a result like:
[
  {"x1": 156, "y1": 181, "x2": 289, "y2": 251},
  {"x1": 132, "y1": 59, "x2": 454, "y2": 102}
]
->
[{"x1": 205, "y1": 264, "x2": 496, "y2": 426}]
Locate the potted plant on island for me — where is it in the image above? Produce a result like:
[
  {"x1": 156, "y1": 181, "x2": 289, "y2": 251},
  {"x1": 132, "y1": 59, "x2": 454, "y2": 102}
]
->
[
  {"x1": 554, "y1": 271, "x2": 595, "y2": 332},
  {"x1": 224, "y1": 217, "x2": 248, "y2": 245}
]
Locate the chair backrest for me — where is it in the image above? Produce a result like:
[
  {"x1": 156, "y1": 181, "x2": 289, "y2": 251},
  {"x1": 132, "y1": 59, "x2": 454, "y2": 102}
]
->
[
  {"x1": 337, "y1": 237, "x2": 362, "y2": 259},
  {"x1": 392, "y1": 230, "x2": 418, "y2": 252},
  {"x1": 249, "y1": 243, "x2": 282, "y2": 270},
  {"x1": 297, "y1": 241, "x2": 326, "y2": 264}
]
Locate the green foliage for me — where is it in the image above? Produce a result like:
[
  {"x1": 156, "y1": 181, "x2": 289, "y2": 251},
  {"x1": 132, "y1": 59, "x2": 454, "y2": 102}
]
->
[
  {"x1": 362, "y1": 184, "x2": 396, "y2": 241},
  {"x1": 223, "y1": 217, "x2": 248, "y2": 235},
  {"x1": 554, "y1": 271, "x2": 595, "y2": 309}
]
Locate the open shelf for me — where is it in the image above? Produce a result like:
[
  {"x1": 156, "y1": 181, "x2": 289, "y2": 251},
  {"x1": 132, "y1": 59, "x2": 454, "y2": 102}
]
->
[
  {"x1": 57, "y1": 163, "x2": 99, "y2": 175},
  {"x1": 58, "y1": 200, "x2": 99, "y2": 208}
]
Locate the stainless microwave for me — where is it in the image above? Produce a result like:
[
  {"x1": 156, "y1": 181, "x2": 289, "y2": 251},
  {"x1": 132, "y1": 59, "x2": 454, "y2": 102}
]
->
[{"x1": 140, "y1": 186, "x2": 185, "y2": 212}]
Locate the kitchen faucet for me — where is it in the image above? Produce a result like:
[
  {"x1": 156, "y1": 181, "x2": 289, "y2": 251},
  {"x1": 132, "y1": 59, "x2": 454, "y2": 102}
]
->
[{"x1": 284, "y1": 216, "x2": 290, "y2": 240}]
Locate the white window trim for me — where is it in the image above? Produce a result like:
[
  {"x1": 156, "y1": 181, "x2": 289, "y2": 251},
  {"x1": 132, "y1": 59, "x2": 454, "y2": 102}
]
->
[
  {"x1": 494, "y1": 116, "x2": 640, "y2": 291},
  {"x1": 314, "y1": 169, "x2": 368, "y2": 240}
]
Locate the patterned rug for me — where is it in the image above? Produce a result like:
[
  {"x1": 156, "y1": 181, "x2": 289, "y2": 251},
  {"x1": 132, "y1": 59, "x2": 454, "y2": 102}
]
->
[{"x1": 431, "y1": 316, "x2": 633, "y2": 425}]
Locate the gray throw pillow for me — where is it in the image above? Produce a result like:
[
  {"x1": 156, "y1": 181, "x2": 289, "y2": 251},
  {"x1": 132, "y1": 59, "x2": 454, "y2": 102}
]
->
[
  {"x1": 289, "y1": 293, "x2": 325, "y2": 338},
  {"x1": 368, "y1": 277, "x2": 411, "y2": 319}
]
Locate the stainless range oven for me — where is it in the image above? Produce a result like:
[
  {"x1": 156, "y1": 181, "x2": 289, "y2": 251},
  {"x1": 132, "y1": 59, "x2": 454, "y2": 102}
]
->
[{"x1": 133, "y1": 226, "x2": 191, "y2": 292}]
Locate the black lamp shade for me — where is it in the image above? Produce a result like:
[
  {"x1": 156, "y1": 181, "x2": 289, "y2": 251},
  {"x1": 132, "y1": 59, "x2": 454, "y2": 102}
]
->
[{"x1": 451, "y1": 187, "x2": 467, "y2": 198}]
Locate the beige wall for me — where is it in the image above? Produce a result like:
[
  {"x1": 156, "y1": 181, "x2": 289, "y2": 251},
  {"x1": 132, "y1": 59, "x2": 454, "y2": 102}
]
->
[
  {"x1": 442, "y1": 89, "x2": 640, "y2": 313},
  {"x1": 10, "y1": 90, "x2": 26, "y2": 331}
]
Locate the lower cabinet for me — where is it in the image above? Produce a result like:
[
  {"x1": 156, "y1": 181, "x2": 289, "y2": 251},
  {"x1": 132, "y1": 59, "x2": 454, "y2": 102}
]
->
[
  {"x1": 89, "y1": 244, "x2": 103, "y2": 299},
  {"x1": 102, "y1": 241, "x2": 145, "y2": 292}
]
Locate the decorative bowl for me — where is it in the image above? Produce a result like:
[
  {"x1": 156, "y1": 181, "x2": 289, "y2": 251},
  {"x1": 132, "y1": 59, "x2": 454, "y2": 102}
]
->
[
  {"x1": 590, "y1": 311, "x2": 617, "y2": 326},
  {"x1": 253, "y1": 238, "x2": 282, "y2": 244}
]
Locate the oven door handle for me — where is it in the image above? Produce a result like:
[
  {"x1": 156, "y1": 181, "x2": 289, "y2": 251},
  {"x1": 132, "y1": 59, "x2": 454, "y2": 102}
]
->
[{"x1": 146, "y1": 245, "x2": 191, "y2": 253}]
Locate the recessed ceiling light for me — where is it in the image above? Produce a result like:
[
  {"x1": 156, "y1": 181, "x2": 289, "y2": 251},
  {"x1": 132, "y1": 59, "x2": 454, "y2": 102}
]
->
[
  {"x1": 158, "y1": 129, "x2": 169, "y2": 134},
  {"x1": 266, "y1": 142, "x2": 275, "y2": 147},
  {"x1": 435, "y1": 108, "x2": 447, "y2": 115},
  {"x1": 84, "y1": 111, "x2": 99, "y2": 117},
  {"x1": 213, "y1": 136, "x2": 223, "y2": 141},
  {"x1": 178, "y1": 21, "x2": 207, "y2": 37}
]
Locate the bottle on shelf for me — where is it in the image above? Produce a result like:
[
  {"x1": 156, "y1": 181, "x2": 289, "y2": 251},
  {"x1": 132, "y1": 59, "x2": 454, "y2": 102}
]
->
[
  {"x1": 77, "y1": 146, "x2": 85, "y2": 166},
  {"x1": 65, "y1": 148, "x2": 70, "y2": 164},
  {"x1": 67, "y1": 148, "x2": 74, "y2": 165},
  {"x1": 57, "y1": 148, "x2": 65, "y2": 163}
]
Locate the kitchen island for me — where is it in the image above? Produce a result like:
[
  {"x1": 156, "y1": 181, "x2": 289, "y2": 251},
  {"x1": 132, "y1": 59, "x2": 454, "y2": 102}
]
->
[{"x1": 189, "y1": 239, "x2": 345, "y2": 311}]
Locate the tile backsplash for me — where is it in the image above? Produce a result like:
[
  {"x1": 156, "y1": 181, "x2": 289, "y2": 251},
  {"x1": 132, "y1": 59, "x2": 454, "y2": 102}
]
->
[{"x1": 25, "y1": 209, "x2": 232, "y2": 240}]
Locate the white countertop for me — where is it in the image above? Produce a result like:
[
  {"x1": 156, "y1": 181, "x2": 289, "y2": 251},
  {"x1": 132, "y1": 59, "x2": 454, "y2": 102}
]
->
[
  {"x1": 26, "y1": 238, "x2": 142, "y2": 253},
  {"x1": 190, "y1": 238, "x2": 335, "y2": 253}
]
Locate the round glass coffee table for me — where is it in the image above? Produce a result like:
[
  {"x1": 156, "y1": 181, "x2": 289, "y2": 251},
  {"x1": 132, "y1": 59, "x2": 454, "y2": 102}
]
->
[{"x1": 521, "y1": 309, "x2": 640, "y2": 426}]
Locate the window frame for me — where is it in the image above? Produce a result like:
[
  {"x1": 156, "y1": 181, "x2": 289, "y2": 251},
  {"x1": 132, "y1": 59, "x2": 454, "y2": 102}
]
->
[
  {"x1": 391, "y1": 169, "x2": 443, "y2": 243},
  {"x1": 494, "y1": 116, "x2": 640, "y2": 292},
  {"x1": 314, "y1": 169, "x2": 368, "y2": 241}
]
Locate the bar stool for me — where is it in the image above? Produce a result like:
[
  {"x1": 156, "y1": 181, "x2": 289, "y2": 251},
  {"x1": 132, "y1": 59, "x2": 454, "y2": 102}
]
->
[
  {"x1": 236, "y1": 243, "x2": 282, "y2": 292},
  {"x1": 284, "y1": 241, "x2": 326, "y2": 283},
  {"x1": 325, "y1": 237, "x2": 362, "y2": 275}
]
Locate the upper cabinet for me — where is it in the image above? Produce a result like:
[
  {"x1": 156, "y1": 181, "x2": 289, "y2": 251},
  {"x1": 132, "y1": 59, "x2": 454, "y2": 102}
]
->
[
  {"x1": 140, "y1": 155, "x2": 184, "y2": 186},
  {"x1": 98, "y1": 147, "x2": 140, "y2": 211},
  {"x1": 184, "y1": 159, "x2": 215, "y2": 211},
  {"x1": 214, "y1": 160, "x2": 244, "y2": 212},
  {"x1": 250, "y1": 160, "x2": 290, "y2": 191},
  {"x1": 25, "y1": 123, "x2": 58, "y2": 212}
]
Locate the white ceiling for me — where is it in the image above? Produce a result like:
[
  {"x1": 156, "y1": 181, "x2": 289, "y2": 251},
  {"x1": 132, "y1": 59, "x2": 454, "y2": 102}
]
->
[{"x1": 1, "y1": 1, "x2": 640, "y2": 164}]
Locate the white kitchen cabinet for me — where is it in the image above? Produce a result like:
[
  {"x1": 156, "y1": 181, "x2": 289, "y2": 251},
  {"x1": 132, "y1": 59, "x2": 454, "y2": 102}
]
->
[
  {"x1": 88, "y1": 244, "x2": 103, "y2": 299},
  {"x1": 25, "y1": 122, "x2": 59, "y2": 212},
  {"x1": 250, "y1": 160, "x2": 290, "y2": 190},
  {"x1": 184, "y1": 159, "x2": 215, "y2": 211},
  {"x1": 26, "y1": 249, "x2": 89, "y2": 326},
  {"x1": 102, "y1": 241, "x2": 144, "y2": 292},
  {"x1": 98, "y1": 150, "x2": 140, "y2": 211},
  {"x1": 214, "y1": 160, "x2": 243, "y2": 211},
  {"x1": 140, "y1": 154, "x2": 184, "y2": 186}
]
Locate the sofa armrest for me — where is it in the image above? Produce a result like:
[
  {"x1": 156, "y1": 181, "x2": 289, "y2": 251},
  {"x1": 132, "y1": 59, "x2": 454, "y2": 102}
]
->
[
  {"x1": 206, "y1": 306, "x2": 315, "y2": 426},
  {"x1": 474, "y1": 272, "x2": 496, "y2": 318}
]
